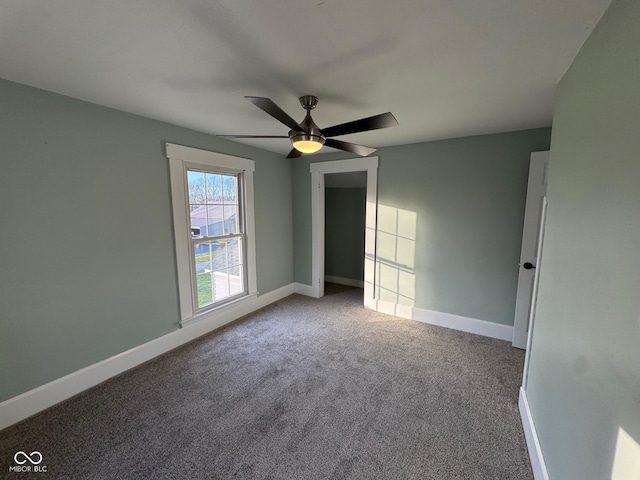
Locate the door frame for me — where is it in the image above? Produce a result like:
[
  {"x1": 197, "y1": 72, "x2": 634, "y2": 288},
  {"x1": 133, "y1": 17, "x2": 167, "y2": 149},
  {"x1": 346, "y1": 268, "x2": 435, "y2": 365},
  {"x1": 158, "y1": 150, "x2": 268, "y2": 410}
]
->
[{"x1": 310, "y1": 157, "x2": 378, "y2": 301}]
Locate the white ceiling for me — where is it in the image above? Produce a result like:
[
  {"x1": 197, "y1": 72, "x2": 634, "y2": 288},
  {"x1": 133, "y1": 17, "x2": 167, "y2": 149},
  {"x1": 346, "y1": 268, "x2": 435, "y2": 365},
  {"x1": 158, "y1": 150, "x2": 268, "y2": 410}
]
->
[{"x1": 0, "y1": 0, "x2": 611, "y2": 155}]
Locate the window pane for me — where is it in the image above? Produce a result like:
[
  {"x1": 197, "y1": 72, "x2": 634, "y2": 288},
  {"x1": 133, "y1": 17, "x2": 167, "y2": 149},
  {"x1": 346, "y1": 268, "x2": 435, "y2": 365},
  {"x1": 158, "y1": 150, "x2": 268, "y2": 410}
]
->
[
  {"x1": 209, "y1": 240, "x2": 228, "y2": 271},
  {"x1": 187, "y1": 171, "x2": 206, "y2": 205},
  {"x1": 227, "y1": 238, "x2": 243, "y2": 266},
  {"x1": 212, "y1": 268, "x2": 230, "y2": 303},
  {"x1": 196, "y1": 271, "x2": 213, "y2": 308},
  {"x1": 222, "y1": 175, "x2": 237, "y2": 204},
  {"x1": 189, "y1": 205, "x2": 206, "y2": 237},
  {"x1": 204, "y1": 205, "x2": 224, "y2": 237},
  {"x1": 223, "y1": 205, "x2": 239, "y2": 234},
  {"x1": 229, "y1": 265, "x2": 243, "y2": 296},
  {"x1": 194, "y1": 241, "x2": 212, "y2": 272},
  {"x1": 205, "y1": 173, "x2": 222, "y2": 203},
  {"x1": 228, "y1": 263, "x2": 241, "y2": 277}
]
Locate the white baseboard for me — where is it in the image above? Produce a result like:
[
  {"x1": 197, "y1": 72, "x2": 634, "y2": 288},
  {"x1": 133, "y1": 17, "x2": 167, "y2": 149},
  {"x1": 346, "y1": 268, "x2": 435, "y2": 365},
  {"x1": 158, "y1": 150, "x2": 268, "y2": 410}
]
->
[
  {"x1": 365, "y1": 297, "x2": 514, "y2": 341},
  {"x1": 324, "y1": 275, "x2": 364, "y2": 288},
  {"x1": 0, "y1": 283, "x2": 295, "y2": 431},
  {"x1": 519, "y1": 387, "x2": 550, "y2": 480},
  {"x1": 294, "y1": 282, "x2": 317, "y2": 297}
]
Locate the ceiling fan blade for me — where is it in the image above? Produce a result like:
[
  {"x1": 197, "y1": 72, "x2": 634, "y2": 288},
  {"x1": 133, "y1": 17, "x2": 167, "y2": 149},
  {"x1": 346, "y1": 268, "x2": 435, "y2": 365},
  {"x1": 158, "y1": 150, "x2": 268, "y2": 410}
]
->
[
  {"x1": 322, "y1": 112, "x2": 398, "y2": 138},
  {"x1": 324, "y1": 139, "x2": 376, "y2": 157},
  {"x1": 286, "y1": 148, "x2": 303, "y2": 159},
  {"x1": 217, "y1": 135, "x2": 289, "y2": 138},
  {"x1": 245, "y1": 96, "x2": 300, "y2": 131}
]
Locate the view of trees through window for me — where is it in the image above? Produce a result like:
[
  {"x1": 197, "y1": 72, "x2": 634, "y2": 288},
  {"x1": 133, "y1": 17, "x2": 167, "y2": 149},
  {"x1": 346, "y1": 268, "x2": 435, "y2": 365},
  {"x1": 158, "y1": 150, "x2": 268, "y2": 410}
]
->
[{"x1": 187, "y1": 170, "x2": 245, "y2": 309}]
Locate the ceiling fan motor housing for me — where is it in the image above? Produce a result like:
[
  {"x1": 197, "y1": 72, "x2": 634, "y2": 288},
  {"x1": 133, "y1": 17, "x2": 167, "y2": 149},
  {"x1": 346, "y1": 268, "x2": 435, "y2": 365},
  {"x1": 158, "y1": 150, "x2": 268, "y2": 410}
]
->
[{"x1": 290, "y1": 96, "x2": 325, "y2": 146}]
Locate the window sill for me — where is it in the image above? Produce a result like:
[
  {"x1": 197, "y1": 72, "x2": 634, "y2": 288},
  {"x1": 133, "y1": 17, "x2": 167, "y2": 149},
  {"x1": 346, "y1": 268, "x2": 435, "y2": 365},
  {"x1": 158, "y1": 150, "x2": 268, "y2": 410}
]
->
[{"x1": 180, "y1": 291, "x2": 258, "y2": 328}]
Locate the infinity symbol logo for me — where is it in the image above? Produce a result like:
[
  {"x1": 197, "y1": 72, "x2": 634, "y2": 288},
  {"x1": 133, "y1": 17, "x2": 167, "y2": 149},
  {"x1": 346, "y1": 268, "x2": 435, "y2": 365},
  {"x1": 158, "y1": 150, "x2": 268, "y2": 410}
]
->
[{"x1": 14, "y1": 451, "x2": 43, "y2": 465}]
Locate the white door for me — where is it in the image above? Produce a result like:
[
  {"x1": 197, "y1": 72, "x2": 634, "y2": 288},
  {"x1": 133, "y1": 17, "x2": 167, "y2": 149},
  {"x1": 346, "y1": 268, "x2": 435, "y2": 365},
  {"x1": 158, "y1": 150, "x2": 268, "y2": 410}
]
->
[
  {"x1": 512, "y1": 151, "x2": 549, "y2": 349},
  {"x1": 522, "y1": 196, "x2": 547, "y2": 387}
]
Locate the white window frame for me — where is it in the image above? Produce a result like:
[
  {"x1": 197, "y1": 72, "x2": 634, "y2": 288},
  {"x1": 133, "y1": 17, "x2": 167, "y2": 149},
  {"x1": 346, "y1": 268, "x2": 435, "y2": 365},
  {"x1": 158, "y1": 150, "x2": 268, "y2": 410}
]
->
[{"x1": 166, "y1": 143, "x2": 258, "y2": 326}]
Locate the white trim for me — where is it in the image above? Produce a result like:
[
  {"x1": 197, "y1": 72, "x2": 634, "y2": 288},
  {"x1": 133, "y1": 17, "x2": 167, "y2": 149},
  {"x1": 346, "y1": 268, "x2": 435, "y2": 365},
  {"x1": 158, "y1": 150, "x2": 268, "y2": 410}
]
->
[
  {"x1": 324, "y1": 275, "x2": 364, "y2": 288},
  {"x1": 165, "y1": 143, "x2": 258, "y2": 324},
  {"x1": 180, "y1": 291, "x2": 258, "y2": 327},
  {"x1": 310, "y1": 157, "x2": 378, "y2": 174},
  {"x1": 366, "y1": 298, "x2": 514, "y2": 341},
  {"x1": 168, "y1": 157, "x2": 195, "y2": 320},
  {"x1": 293, "y1": 282, "x2": 317, "y2": 297},
  {"x1": 0, "y1": 284, "x2": 295, "y2": 431},
  {"x1": 519, "y1": 387, "x2": 550, "y2": 480},
  {"x1": 243, "y1": 169, "x2": 258, "y2": 296},
  {"x1": 166, "y1": 143, "x2": 255, "y2": 172},
  {"x1": 311, "y1": 170, "x2": 326, "y2": 298},
  {"x1": 310, "y1": 157, "x2": 378, "y2": 300}
]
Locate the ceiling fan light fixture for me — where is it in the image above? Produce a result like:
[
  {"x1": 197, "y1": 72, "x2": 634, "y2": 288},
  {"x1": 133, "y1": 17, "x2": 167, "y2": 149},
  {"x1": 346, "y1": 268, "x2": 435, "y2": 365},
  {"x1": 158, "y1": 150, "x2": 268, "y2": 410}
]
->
[{"x1": 291, "y1": 133, "x2": 325, "y2": 153}]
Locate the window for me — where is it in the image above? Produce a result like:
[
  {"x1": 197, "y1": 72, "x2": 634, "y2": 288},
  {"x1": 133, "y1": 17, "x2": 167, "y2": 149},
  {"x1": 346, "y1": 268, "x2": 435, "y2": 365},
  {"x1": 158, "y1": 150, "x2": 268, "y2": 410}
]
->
[
  {"x1": 166, "y1": 143, "x2": 257, "y2": 325},
  {"x1": 188, "y1": 169, "x2": 245, "y2": 309}
]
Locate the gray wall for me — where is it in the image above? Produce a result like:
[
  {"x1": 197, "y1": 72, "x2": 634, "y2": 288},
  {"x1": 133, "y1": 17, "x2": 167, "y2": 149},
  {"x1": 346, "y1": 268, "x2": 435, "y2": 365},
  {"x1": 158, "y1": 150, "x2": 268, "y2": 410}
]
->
[
  {"x1": 0, "y1": 79, "x2": 293, "y2": 403},
  {"x1": 525, "y1": 0, "x2": 640, "y2": 478},
  {"x1": 293, "y1": 128, "x2": 551, "y2": 325},
  {"x1": 325, "y1": 188, "x2": 366, "y2": 281}
]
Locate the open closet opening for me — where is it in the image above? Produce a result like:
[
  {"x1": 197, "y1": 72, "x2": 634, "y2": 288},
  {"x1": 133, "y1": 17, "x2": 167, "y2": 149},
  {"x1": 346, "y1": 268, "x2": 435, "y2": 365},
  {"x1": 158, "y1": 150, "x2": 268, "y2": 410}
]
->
[{"x1": 324, "y1": 172, "x2": 368, "y2": 292}]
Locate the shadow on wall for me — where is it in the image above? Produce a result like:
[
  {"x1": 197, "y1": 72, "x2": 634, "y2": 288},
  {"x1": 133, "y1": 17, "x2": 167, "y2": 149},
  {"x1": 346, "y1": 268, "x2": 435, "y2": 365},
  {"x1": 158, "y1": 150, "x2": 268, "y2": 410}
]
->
[{"x1": 375, "y1": 204, "x2": 417, "y2": 307}]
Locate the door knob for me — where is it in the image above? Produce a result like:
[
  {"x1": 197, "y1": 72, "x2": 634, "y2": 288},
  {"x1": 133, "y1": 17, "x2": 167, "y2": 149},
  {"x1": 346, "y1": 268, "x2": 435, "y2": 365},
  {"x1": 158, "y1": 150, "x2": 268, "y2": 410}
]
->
[{"x1": 523, "y1": 262, "x2": 536, "y2": 270}]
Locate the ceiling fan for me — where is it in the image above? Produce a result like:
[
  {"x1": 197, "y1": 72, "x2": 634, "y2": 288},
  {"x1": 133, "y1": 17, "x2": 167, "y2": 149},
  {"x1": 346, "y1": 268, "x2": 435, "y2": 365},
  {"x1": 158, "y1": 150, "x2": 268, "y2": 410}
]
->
[{"x1": 218, "y1": 95, "x2": 399, "y2": 158}]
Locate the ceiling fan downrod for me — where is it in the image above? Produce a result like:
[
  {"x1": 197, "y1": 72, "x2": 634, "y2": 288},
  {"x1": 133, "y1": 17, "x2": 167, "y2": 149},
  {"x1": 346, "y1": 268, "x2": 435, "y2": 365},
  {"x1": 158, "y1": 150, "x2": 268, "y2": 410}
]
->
[{"x1": 290, "y1": 95, "x2": 325, "y2": 151}]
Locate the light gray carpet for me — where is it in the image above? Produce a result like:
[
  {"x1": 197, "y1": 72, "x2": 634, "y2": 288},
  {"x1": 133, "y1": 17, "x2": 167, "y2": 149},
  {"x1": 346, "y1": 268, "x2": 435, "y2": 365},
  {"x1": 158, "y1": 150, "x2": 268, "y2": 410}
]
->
[{"x1": 0, "y1": 284, "x2": 532, "y2": 479}]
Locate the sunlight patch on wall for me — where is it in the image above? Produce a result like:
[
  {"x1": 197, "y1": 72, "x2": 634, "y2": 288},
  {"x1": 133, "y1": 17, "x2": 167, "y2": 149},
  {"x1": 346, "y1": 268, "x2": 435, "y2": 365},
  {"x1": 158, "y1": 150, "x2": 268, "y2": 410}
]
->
[
  {"x1": 375, "y1": 205, "x2": 417, "y2": 306},
  {"x1": 612, "y1": 427, "x2": 640, "y2": 480}
]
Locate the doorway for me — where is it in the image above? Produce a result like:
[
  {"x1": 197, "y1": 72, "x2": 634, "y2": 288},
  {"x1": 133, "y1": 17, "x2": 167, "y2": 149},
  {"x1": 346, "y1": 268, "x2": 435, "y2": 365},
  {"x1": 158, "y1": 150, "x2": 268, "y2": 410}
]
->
[
  {"x1": 310, "y1": 157, "x2": 378, "y2": 306},
  {"x1": 324, "y1": 172, "x2": 367, "y2": 288}
]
